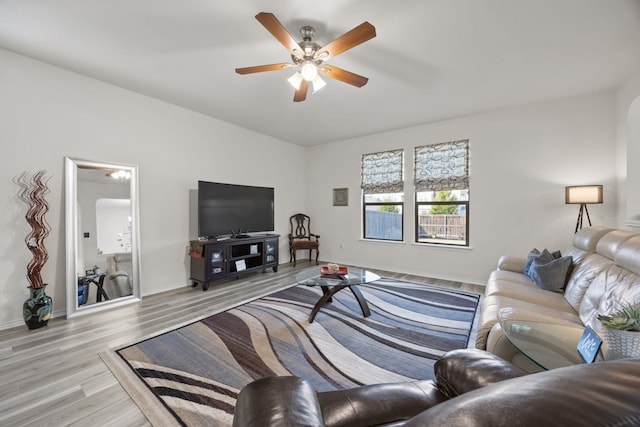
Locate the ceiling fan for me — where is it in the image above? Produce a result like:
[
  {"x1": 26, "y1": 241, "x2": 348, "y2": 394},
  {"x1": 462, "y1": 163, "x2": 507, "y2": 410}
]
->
[{"x1": 235, "y1": 12, "x2": 376, "y2": 102}]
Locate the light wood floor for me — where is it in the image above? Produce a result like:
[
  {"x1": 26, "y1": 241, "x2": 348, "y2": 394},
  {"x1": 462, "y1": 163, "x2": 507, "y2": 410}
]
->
[{"x1": 0, "y1": 262, "x2": 483, "y2": 427}]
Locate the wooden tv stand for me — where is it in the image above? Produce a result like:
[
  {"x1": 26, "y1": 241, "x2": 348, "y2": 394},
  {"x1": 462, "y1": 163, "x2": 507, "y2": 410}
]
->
[{"x1": 189, "y1": 234, "x2": 279, "y2": 291}]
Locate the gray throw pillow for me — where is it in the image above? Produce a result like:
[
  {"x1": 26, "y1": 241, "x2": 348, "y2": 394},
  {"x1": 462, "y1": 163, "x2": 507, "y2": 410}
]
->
[
  {"x1": 523, "y1": 248, "x2": 541, "y2": 275},
  {"x1": 528, "y1": 255, "x2": 573, "y2": 293},
  {"x1": 524, "y1": 248, "x2": 561, "y2": 276}
]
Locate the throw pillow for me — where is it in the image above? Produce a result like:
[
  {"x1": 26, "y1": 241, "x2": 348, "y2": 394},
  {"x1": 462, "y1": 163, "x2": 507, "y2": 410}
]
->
[
  {"x1": 524, "y1": 248, "x2": 562, "y2": 276},
  {"x1": 528, "y1": 255, "x2": 573, "y2": 293},
  {"x1": 523, "y1": 248, "x2": 541, "y2": 275}
]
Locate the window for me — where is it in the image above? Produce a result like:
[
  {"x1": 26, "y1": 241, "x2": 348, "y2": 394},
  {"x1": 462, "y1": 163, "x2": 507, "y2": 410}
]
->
[
  {"x1": 414, "y1": 140, "x2": 469, "y2": 246},
  {"x1": 361, "y1": 149, "x2": 404, "y2": 241}
]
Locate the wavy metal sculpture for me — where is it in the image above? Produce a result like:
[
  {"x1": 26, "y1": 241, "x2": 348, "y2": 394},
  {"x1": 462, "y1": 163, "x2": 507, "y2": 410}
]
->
[{"x1": 14, "y1": 170, "x2": 51, "y2": 288}]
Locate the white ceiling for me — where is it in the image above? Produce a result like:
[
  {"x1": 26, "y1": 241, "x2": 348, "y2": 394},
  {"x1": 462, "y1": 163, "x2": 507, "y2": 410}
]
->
[{"x1": 1, "y1": 0, "x2": 639, "y2": 146}]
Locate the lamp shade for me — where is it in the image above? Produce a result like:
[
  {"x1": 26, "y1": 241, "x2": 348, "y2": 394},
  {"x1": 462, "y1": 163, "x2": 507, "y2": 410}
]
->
[
  {"x1": 300, "y1": 61, "x2": 318, "y2": 81},
  {"x1": 287, "y1": 72, "x2": 303, "y2": 90},
  {"x1": 565, "y1": 185, "x2": 603, "y2": 204}
]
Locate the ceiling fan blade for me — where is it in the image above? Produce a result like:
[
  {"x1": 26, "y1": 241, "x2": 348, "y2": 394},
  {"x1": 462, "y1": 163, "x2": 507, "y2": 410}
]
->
[
  {"x1": 293, "y1": 79, "x2": 309, "y2": 102},
  {"x1": 255, "y1": 12, "x2": 303, "y2": 58},
  {"x1": 314, "y1": 22, "x2": 376, "y2": 61},
  {"x1": 235, "y1": 63, "x2": 292, "y2": 75},
  {"x1": 320, "y1": 65, "x2": 369, "y2": 87}
]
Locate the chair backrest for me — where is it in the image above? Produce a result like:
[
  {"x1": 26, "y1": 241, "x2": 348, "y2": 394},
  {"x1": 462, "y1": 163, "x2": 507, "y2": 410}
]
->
[
  {"x1": 108, "y1": 252, "x2": 133, "y2": 277},
  {"x1": 290, "y1": 213, "x2": 313, "y2": 240}
]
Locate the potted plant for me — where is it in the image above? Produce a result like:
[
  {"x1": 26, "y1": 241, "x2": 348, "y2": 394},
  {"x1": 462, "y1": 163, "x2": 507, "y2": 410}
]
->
[{"x1": 597, "y1": 302, "x2": 640, "y2": 359}]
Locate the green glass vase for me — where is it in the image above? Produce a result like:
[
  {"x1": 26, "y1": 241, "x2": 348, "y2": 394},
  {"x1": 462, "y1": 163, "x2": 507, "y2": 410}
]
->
[{"x1": 23, "y1": 285, "x2": 52, "y2": 330}]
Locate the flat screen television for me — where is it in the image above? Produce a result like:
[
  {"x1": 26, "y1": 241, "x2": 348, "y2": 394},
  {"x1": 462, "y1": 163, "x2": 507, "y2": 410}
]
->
[{"x1": 198, "y1": 180, "x2": 274, "y2": 238}]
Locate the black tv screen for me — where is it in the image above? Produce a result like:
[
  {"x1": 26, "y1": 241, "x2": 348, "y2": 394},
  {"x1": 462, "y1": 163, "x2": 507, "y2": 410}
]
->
[{"x1": 198, "y1": 181, "x2": 274, "y2": 238}]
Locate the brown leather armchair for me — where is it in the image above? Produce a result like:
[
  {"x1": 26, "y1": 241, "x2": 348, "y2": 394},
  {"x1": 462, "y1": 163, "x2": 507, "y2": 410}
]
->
[
  {"x1": 289, "y1": 213, "x2": 320, "y2": 266},
  {"x1": 233, "y1": 348, "x2": 640, "y2": 427}
]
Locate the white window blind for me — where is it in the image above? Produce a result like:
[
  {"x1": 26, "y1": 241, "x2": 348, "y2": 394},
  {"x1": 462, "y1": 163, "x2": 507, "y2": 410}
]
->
[
  {"x1": 361, "y1": 149, "x2": 404, "y2": 194},
  {"x1": 414, "y1": 140, "x2": 469, "y2": 191}
]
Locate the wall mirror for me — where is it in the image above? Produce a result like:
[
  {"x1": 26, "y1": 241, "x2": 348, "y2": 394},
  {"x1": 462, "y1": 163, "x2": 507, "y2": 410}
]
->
[{"x1": 65, "y1": 157, "x2": 141, "y2": 318}]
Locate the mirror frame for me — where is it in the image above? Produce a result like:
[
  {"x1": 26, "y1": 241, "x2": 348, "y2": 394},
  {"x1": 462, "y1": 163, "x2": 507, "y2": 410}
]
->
[{"x1": 64, "y1": 157, "x2": 142, "y2": 318}]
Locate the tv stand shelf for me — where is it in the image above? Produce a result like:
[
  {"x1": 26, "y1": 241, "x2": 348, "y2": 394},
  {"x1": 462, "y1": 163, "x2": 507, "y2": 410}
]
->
[{"x1": 189, "y1": 234, "x2": 279, "y2": 291}]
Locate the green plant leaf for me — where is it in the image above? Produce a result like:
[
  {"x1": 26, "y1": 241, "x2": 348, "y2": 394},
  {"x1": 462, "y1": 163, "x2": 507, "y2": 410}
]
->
[{"x1": 598, "y1": 302, "x2": 640, "y2": 331}]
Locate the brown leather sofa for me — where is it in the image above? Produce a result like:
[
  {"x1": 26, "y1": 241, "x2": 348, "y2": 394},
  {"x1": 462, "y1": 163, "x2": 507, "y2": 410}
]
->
[{"x1": 232, "y1": 349, "x2": 640, "y2": 426}]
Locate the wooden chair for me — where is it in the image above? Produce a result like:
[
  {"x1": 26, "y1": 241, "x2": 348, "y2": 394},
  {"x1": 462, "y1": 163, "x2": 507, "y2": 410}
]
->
[{"x1": 289, "y1": 213, "x2": 320, "y2": 267}]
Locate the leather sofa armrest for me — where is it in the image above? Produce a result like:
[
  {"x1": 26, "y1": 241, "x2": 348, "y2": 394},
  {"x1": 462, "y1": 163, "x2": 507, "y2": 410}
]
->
[
  {"x1": 497, "y1": 255, "x2": 527, "y2": 273},
  {"x1": 406, "y1": 358, "x2": 640, "y2": 427},
  {"x1": 485, "y1": 322, "x2": 528, "y2": 366},
  {"x1": 434, "y1": 349, "x2": 527, "y2": 398},
  {"x1": 232, "y1": 376, "x2": 324, "y2": 427},
  {"x1": 318, "y1": 380, "x2": 445, "y2": 427},
  {"x1": 108, "y1": 270, "x2": 128, "y2": 279}
]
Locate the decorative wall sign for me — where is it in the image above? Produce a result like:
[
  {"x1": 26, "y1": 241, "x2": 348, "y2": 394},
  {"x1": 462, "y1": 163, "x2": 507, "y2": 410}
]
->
[
  {"x1": 577, "y1": 325, "x2": 602, "y2": 363},
  {"x1": 333, "y1": 188, "x2": 348, "y2": 206}
]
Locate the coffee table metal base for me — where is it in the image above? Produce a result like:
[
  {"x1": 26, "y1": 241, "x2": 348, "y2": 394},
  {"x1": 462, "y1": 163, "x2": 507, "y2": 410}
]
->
[{"x1": 309, "y1": 284, "x2": 371, "y2": 323}]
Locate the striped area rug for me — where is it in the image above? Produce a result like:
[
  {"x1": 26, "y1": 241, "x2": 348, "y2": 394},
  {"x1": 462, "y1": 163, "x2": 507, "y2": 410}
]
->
[{"x1": 102, "y1": 278, "x2": 479, "y2": 426}]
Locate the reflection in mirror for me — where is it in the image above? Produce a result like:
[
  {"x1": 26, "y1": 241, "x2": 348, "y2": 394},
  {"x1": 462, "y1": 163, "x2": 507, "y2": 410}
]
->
[
  {"x1": 96, "y1": 198, "x2": 132, "y2": 255},
  {"x1": 65, "y1": 157, "x2": 141, "y2": 318}
]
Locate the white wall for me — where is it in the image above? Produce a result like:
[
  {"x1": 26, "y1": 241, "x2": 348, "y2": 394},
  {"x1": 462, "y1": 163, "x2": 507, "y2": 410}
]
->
[
  {"x1": 306, "y1": 91, "x2": 618, "y2": 285},
  {"x1": 616, "y1": 68, "x2": 640, "y2": 225},
  {"x1": 1, "y1": 45, "x2": 636, "y2": 330},
  {"x1": 0, "y1": 49, "x2": 306, "y2": 328}
]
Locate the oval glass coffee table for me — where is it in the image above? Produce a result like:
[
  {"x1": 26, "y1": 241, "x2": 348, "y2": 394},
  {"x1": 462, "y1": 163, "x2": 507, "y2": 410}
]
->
[
  {"x1": 295, "y1": 267, "x2": 380, "y2": 323},
  {"x1": 500, "y1": 319, "x2": 591, "y2": 370}
]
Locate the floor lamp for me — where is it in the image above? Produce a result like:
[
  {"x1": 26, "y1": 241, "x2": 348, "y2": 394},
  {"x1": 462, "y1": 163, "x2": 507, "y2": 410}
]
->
[{"x1": 565, "y1": 185, "x2": 603, "y2": 233}]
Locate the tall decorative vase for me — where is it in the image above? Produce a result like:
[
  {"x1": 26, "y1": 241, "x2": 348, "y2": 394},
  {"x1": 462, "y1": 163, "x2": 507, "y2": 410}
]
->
[
  {"x1": 15, "y1": 170, "x2": 52, "y2": 330},
  {"x1": 23, "y1": 285, "x2": 53, "y2": 330}
]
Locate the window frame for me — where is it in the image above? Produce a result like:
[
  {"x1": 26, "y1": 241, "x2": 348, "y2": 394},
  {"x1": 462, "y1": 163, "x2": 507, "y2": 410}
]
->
[
  {"x1": 361, "y1": 149, "x2": 404, "y2": 242},
  {"x1": 363, "y1": 196, "x2": 404, "y2": 242},
  {"x1": 413, "y1": 140, "x2": 470, "y2": 247},
  {"x1": 414, "y1": 196, "x2": 469, "y2": 246}
]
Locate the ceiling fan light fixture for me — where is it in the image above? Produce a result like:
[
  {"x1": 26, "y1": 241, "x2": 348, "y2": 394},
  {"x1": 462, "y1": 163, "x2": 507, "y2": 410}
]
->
[
  {"x1": 287, "y1": 72, "x2": 303, "y2": 90},
  {"x1": 107, "y1": 170, "x2": 131, "y2": 180},
  {"x1": 314, "y1": 51, "x2": 329, "y2": 61},
  {"x1": 237, "y1": 13, "x2": 376, "y2": 102},
  {"x1": 312, "y1": 75, "x2": 326, "y2": 94},
  {"x1": 300, "y1": 60, "x2": 318, "y2": 81}
]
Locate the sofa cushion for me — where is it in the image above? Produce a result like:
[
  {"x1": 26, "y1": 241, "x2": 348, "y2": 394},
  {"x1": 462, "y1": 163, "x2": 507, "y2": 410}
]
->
[
  {"x1": 579, "y1": 266, "x2": 632, "y2": 332},
  {"x1": 497, "y1": 306, "x2": 583, "y2": 326},
  {"x1": 485, "y1": 281, "x2": 571, "y2": 307},
  {"x1": 615, "y1": 234, "x2": 640, "y2": 276},
  {"x1": 563, "y1": 252, "x2": 613, "y2": 311},
  {"x1": 572, "y1": 226, "x2": 612, "y2": 252},
  {"x1": 578, "y1": 236, "x2": 640, "y2": 332},
  {"x1": 527, "y1": 255, "x2": 573, "y2": 292},
  {"x1": 476, "y1": 295, "x2": 578, "y2": 349},
  {"x1": 561, "y1": 230, "x2": 637, "y2": 312},
  {"x1": 595, "y1": 230, "x2": 638, "y2": 260}
]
